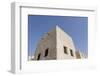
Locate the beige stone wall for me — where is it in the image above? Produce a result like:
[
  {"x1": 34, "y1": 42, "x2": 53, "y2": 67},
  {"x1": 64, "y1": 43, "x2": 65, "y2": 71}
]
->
[
  {"x1": 56, "y1": 26, "x2": 76, "y2": 59},
  {"x1": 34, "y1": 28, "x2": 57, "y2": 60},
  {"x1": 75, "y1": 51, "x2": 81, "y2": 59}
]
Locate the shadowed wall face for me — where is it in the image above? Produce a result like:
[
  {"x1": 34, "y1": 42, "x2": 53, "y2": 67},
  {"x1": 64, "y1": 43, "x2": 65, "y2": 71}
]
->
[
  {"x1": 75, "y1": 51, "x2": 81, "y2": 59},
  {"x1": 34, "y1": 29, "x2": 57, "y2": 60}
]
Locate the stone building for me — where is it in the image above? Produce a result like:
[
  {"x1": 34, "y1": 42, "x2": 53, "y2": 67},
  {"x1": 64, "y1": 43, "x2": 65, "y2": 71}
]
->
[{"x1": 33, "y1": 26, "x2": 86, "y2": 60}]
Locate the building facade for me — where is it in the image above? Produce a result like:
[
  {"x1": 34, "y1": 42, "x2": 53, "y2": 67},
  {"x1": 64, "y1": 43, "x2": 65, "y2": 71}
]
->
[{"x1": 33, "y1": 26, "x2": 86, "y2": 60}]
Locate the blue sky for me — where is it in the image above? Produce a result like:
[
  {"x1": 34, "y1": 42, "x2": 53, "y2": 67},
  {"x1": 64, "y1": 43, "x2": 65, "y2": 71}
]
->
[{"x1": 28, "y1": 15, "x2": 88, "y2": 56}]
